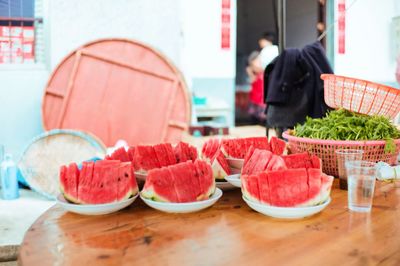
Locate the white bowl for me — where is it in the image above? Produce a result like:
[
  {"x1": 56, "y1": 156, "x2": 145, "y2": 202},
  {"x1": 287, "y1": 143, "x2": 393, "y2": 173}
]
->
[
  {"x1": 57, "y1": 194, "x2": 138, "y2": 215},
  {"x1": 216, "y1": 181, "x2": 238, "y2": 191},
  {"x1": 135, "y1": 171, "x2": 147, "y2": 181},
  {"x1": 140, "y1": 188, "x2": 223, "y2": 213},
  {"x1": 224, "y1": 174, "x2": 242, "y2": 188},
  {"x1": 243, "y1": 196, "x2": 331, "y2": 219},
  {"x1": 226, "y1": 157, "x2": 244, "y2": 169}
]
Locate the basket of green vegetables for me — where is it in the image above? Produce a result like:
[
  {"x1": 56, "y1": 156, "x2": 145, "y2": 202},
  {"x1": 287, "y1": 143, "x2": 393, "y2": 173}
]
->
[{"x1": 282, "y1": 109, "x2": 400, "y2": 177}]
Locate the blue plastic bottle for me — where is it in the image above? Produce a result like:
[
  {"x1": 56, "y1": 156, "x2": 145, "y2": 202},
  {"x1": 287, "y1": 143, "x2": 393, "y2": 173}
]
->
[{"x1": 1, "y1": 154, "x2": 19, "y2": 200}]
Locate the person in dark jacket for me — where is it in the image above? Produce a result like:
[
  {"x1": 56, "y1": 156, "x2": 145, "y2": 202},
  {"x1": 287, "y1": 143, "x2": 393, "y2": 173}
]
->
[{"x1": 264, "y1": 41, "x2": 333, "y2": 138}]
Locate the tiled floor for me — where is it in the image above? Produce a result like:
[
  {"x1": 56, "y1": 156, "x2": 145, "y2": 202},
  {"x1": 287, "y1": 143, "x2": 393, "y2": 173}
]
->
[{"x1": 0, "y1": 189, "x2": 55, "y2": 246}]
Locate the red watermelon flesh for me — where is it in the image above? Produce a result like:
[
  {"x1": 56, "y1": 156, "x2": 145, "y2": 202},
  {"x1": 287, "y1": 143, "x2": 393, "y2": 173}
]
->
[
  {"x1": 282, "y1": 152, "x2": 310, "y2": 169},
  {"x1": 87, "y1": 161, "x2": 119, "y2": 204},
  {"x1": 63, "y1": 163, "x2": 80, "y2": 203},
  {"x1": 117, "y1": 162, "x2": 138, "y2": 200},
  {"x1": 142, "y1": 160, "x2": 215, "y2": 203},
  {"x1": 241, "y1": 149, "x2": 265, "y2": 175},
  {"x1": 59, "y1": 165, "x2": 67, "y2": 194},
  {"x1": 254, "y1": 137, "x2": 270, "y2": 151},
  {"x1": 265, "y1": 155, "x2": 287, "y2": 171},
  {"x1": 241, "y1": 174, "x2": 261, "y2": 203},
  {"x1": 269, "y1": 136, "x2": 286, "y2": 155},
  {"x1": 106, "y1": 147, "x2": 130, "y2": 162},
  {"x1": 132, "y1": 145, "x2": 160, "y2": 172},
  {"x1": 127, "y1": 146, "x2": 135, "y2": 162},
  {"x1": 153, "y1": 143, "x2": 176, "y2": 167},
  {"x1": 305, "y1": 168, "x2": 323, "y2": 206},
  {"x1": 174, "y1": 142, "x2": 198, "y2": 163},
  {"x1": 257, "y1": 172, "x2": 271, "y2": 205},
  {"x1": 168, "y1": 162, "x2": 199, "y2": 202},
  {"x1": 251, "y1": 150, "x2": 274, "y2": 174},
  {"x1": 60, "y1": 160, "x2": 138, "y2": 204},
  {"x1": 194, "y1": 160, "x2": 215, "y2": 199},
  {"x1": 142, "y1": 167, "x2": 179, "y2": 202},
  {"x1": 311, "y1": 155, "x2": 322, "y2": 169},
  {"x1": 210, "y1": 150, "x2": 230, "y2": 179},
  {"x1": 204, "y1": 139, "x2": 220, "y2": 159},
  {"x1": 77, "y1": 161, "x2": 95, "y2": 204},
  {"x1": 242, "y1": 149, "x2": 274, "y2": 175},
  {"x1": 221, "y1": 137, "x2": 270, "y2": 159},
  {"x1": 242, "y1": 146, "x2": 256, "y2": 171}
]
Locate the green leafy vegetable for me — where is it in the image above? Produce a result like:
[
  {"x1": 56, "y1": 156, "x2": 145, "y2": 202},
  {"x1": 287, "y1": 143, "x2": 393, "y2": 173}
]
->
[{"x1": 293, "y1": 109, "x2": 400, "y2": 153}]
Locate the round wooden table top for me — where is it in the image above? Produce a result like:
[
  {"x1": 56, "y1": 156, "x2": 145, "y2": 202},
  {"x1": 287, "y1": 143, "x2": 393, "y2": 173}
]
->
[{"x1": 19, "y1": 180, "x2": 400, "y2": 266}]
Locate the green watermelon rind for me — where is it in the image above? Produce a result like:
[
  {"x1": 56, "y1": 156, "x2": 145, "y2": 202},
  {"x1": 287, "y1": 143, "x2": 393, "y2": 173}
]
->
[{"x1": 141, "y1": 184, "x2": 216, "y2": 203}]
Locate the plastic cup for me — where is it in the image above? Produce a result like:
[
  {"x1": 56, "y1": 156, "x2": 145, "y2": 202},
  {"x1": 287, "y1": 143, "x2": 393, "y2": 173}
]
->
[
  {"x1": 345, "y1": 160, "x2": 376, "y2": 212},
  {"x1": 335, "y1": 149, "x2": 364, "y2": 190}
]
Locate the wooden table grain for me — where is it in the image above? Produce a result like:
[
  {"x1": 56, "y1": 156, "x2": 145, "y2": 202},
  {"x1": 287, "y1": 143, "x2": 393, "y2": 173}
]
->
[{"x1": 19, "y1": 180, "x2": 400, "y2": 266}]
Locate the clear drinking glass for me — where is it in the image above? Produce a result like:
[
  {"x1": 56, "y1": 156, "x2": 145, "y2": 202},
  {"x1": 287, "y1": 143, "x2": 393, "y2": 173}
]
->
[
  {"x1": 335, "y1": 149, "x2": 364, "y2": 190},
  {"x1": 345, "y1": 160, "x2": 376, "y2": 212}
]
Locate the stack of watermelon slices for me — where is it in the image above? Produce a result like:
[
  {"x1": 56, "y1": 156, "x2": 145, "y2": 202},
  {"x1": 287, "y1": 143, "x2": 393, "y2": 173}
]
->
[
  {"x1": 59, "y1": 160, "x2": 138, "y2": 204},
  {"x1": 141, "y1": 160, "x2": 215, "y2": 203},
  {"x1": 201, "y1": 136, "x2": 287, "y2": 180},
  {"x1": 241, "y1": 151, "x2": 333, "y2": 207},
  {"x1": 106, "y1": 141, "x2": 197, "y2": 174}
]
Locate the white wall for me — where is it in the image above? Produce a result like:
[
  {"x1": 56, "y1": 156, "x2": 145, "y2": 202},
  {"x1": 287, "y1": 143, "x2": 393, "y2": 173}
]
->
[
  {"x1": 179, "y1": 0, "x2": 236, "y2": 79},
  {"x1": 286, "y1": 0, "x2": 318, "y2": 48},
  {"x1": 49, "y1": 0, "x2": 182, "y2": 69},
  {"x1": 334, "y1": 0, "x2": 398, "y2": 85}
]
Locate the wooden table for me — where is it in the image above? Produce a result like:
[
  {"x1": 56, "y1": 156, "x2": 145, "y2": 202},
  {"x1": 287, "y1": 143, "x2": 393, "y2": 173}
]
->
[{"x1": 19, "y1": 180, "x2": 400, "y2": 266}]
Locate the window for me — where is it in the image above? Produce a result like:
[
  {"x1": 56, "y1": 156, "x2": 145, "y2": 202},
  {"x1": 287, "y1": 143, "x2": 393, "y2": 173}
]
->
[{"x1": 0, "y1": 0, "x2": 43, "y2": 64}]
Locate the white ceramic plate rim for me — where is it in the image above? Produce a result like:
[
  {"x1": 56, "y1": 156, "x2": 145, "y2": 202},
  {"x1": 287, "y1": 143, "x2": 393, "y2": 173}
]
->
[
  {"x1": 224, "y1": 174, "x2": 242, "y2": 187},
  {"x1": 140, "y1": 187, "x2": 223, "y2": 206},
  {"x1": 57, "y1": 193, "x2": 139, "y2": 208},
  {"x1": 243, "y1": 196, "x2": 331, "y2": 211}
]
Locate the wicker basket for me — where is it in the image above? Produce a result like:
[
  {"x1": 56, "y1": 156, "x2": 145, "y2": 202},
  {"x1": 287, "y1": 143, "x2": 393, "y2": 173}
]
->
[
  {"x1": 282, "y1": 131, "x2": 400, "y2": 177},
  {"x1": 321, "y1": 74, "x2": 400, "y2": 119}
]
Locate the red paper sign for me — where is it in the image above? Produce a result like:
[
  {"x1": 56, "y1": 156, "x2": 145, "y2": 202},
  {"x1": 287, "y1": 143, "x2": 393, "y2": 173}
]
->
[
  {"x1": 338, "y1": 0, "x2": 346, "y2": 54},
  {"x1": 221, "y1": 0, "x2": 230, "y2": 50},
  {"x1": 0, "y1": 26, "x2": 35, "y2": 63}
]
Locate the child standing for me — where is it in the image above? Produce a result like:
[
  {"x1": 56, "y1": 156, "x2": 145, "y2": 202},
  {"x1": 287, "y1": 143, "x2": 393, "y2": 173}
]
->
[{"x1": 246, "y1": 51, "x2": 266, "y2": 124}]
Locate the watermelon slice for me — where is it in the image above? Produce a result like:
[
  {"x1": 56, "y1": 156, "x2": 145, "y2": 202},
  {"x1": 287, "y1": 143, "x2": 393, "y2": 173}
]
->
[
  {"x1": 141, "y1": 160, "x2": 215, "y2": 203},
  {"x1": 210, "y1": 150, "x2": 231, "y2": 180},
  {"x1": 174, "y1": 142, "x2": 198, "y2": 163},
  {"x1": 132, "y1": 145, "x2": 161, "y2": 172},
  {"x1": 194, "y1": 160, "x2": 215, "y2": 199},
  {"x1": 282, "y1": 152, "x2": 320, "y2": 169},
  {"x1": 241, "y1": 149, "x2": 287, "y2": 175},
  {"x1": 265, "y1": 155, "x2": 287, "y2": 171},
  {"x1": 153, "y1": 143, "x2": 177, "y2": 167},
  {"x1": 269, "y1": 136, "x2": 286, "y2": 155},
  {"x1": 106, "y1": 147, "x2": 130, "y2": 162},
  {"x1": 220, "y1": 137, "x2": 270, "y2": 159},
  {"x1": 201, "y1": 139, "x2": 230, "y2": 179},
  {"x1": 59, "y1": 160, "x2": 138, "y2": 204},
  {"x1": 241, "y1": 167, "x2": 333, "y2": 207},
  {"x1": 61, "y1": 163, "x2": 80, "y2": 203},
  {"x1": 141, "y1": 167, "x2": 179, "y2": 202},
  {"x1": 241, "y1": 174, "x2": 261, "y2": 203}
]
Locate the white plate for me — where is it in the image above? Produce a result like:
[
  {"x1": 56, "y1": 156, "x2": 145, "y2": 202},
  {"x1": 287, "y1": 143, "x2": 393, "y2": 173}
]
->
[
  {"x1": 135, "y1": 172, "x2": 147, "y2": 181},
  {"x1": 57, "y1": 194, "x2": 138, "y2": 215},
  {"x1": 225, "y1": 174, "x2": 242, "y2": 188},
  {"x1": 243, "y1": 196, "x2": 331, "y2": 219},
  {"x1": 216, "y1": 181, "x2": 238, "y2": 190},
  {"x1": 226, "y1": 157, "x2": 244, "y2": 169},
  {"x1": 140, "y1": 188, "x2": 223, "y2": 213}
]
